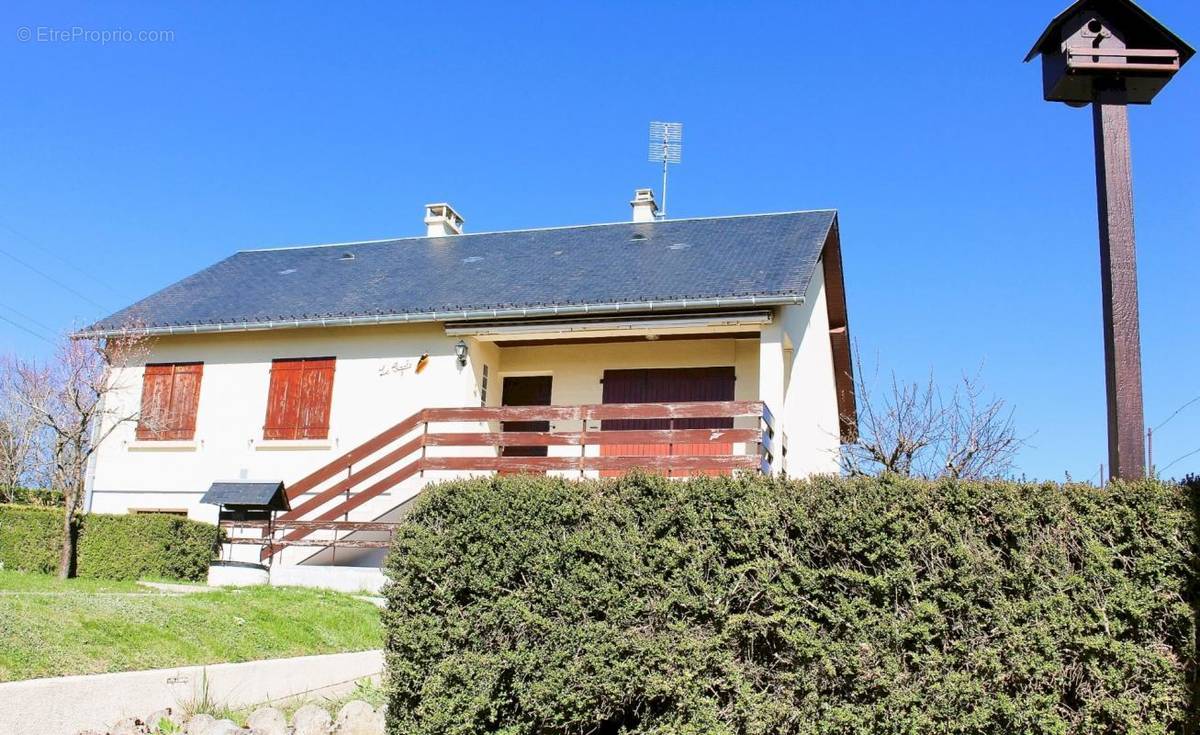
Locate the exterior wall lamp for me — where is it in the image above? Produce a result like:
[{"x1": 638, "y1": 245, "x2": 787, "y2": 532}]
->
[{"x1": 454, "y1": 339, "x2": 469, "y2": 368}]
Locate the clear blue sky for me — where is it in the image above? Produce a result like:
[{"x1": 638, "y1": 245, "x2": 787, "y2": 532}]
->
[{"x1": 1, "y1": 1, "x2": 1197, "y2": 481}]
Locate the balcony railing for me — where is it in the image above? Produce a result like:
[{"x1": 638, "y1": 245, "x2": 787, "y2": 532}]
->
[{"x1": 225, "y1": 400, "x2": 778, "y2": 560}]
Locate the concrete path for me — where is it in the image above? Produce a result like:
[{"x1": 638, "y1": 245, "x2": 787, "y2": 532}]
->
[
  {"x1": 0, "y1": 649, "x2": 384, "y2": 735},
  {"x1": 137, "y1": 581, "x2": 211, "y2": 594}
]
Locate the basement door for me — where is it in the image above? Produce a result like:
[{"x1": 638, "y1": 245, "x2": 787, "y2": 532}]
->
[
  {"x1": 500, "y1": 376, "x2": 554, "y2": 471},
  {"x1": 600, "y1": 367, "x2": 735, "y2": 477}
]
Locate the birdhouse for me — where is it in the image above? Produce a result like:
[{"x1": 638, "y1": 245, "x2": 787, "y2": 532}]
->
[
  {"x1": 201, "y1": 481, "x2": 290, "y2": 522},
  {"x1": 1026, "y1": 0, "x2": 1193, "y2": 106}
]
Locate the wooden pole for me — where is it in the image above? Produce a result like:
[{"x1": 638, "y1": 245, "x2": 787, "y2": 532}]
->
[{"x1": 1092, "y1": 90, "x2": 1146, "y2": 481}]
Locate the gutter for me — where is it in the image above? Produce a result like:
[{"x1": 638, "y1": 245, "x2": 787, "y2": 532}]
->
[{"x1": 76, "y1": 294, "x2": 807, "y2": 339}]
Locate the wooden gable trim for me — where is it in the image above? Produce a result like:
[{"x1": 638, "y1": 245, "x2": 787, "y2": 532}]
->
[{"x1": 820, "y1": 216, "x2": 858, "y2": 443}]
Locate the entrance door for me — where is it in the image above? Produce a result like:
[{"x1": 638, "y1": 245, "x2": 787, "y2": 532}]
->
[
  {"x1": 600, "y1": 367, "x2": 735, "y2": 476},
  {"x1": 500, "y1": 376, "x2": 553, "y2": 462}
]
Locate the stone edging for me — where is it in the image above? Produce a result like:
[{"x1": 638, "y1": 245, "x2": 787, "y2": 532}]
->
[{"x1": 0, "y1": 650, "x2": 383, "y2": 735}]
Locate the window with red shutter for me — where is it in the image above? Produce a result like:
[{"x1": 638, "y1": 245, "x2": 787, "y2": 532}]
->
[
  {"x1": 263, "y1": 357, "x2": 336, "y2": 440},
  {"x1": 136, "y1": 363, "x2": 203, "y2": 440}
]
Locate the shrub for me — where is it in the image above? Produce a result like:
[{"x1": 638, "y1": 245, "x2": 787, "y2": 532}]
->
[
  {"x1": 0, "y1": 505, "x2": 220, "y2": 581},
  {"x1": 0, "y1": 504, "x2": 62, "y2": 573},
  {"x1": 0, "y1": 487, "x2": 65, "y2": 507},
  {"x1": 76, "y1": 513, "x2": 222, "y2": 582},
  {"x1": 383, "y1": 473, "x2": 1199, "y2": 734}
]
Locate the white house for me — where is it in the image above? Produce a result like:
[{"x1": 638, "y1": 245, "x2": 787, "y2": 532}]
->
[{"x1": 82, "y1": 191, "x2": 856, "y2": 572}]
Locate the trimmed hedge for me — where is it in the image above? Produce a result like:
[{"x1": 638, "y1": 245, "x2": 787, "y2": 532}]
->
[
  {"x1": 0, "y1": 505, "x2": 220, "y2": 581},
  {"x1": 0, "y1": 486, "x2": 65, "y2": 506},
  {"x1": 383, "y1": 473, "x2": 1199, "y2": 734},
  {"x1": 0, "y1": 504, "x2": 61, "y2": 574},
  {"x1": 76, "y1": 513, "x2": 222, "y2": 582}
]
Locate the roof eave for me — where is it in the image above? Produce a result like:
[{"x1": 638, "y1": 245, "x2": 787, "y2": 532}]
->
[
  {"x1": 76, "y1": 293, "x2": 811, "y2": 339},
  {"x1": 1025, "y1": 0, "x2": 1195, "y2": 63}
]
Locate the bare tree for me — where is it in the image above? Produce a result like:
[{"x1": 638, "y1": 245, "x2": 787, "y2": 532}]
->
[
  {"x1": 840, "y1": 350, "x2": 1022, "y2": 480},
  {"x1": 941, "y1": 372, "x2": 1021, "y2": 480},
  {"x1": 0, "y1": 359, "x2": 46, "y2": 501},
  {"x1": 8, "y1": 331, "x2": 150, "y2": 577}
]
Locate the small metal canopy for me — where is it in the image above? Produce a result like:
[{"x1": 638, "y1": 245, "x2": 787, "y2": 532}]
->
[
  {"x1": 1025, "y1": 0, "x2": 1194, "y2": 105},
  {"x1": 201, "y1": 481, "x2": 290, "y2": 521}
]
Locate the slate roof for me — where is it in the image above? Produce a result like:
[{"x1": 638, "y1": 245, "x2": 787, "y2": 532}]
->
[{"x1": 85, "y1": 210, "x2": 838, "y2": 336}]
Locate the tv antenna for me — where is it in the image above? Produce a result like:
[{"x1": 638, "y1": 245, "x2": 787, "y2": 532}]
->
[{"x1": 648, "y1": 121, "x2": 682, "y2": 219}]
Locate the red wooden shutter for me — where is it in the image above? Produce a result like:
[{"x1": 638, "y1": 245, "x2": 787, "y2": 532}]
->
[
  {"x1": 297, "y1": 358, "x2": 335, "y2": 439},
  {"x1": 136, "y1": 363, "x2": 203, "y2": 440},
  {"x1": 166, "y1": 363, "x2": 203, "y2": 440},
  {"x1": 265, "y1": 359, "x2": 304, "y2": 439},
  {"x1": 665, "y1": 367, "x2": 735, "y2": 477},
  {"x1": 264, "y1": 357, "x2": 335, "y2": 440},
  {"x1": 600, "y1": 367, "x2": 735, "y2": 477},
  {"x1": 599, "y1": 369, "x2": 672, "y2": 477},
  {"x1": 137, "y1": 365, "x2": 175, "y2": 439}
]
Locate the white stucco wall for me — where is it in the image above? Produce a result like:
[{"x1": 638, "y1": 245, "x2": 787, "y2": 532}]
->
[
  {"x1": 777, "y1": 265, "x2": 842, "y2": 476},
  {"x1": 89, "y1": 330, "x2": 770, "y2": 518},
  {"x1": 87, "y1": 312, "x2": 842, "y2": 566},
  {"x1": 88, "y1": 323, "x2": 487, "y2": 528}
]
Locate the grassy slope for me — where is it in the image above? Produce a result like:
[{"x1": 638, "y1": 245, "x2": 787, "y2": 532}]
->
[{"x1": 0, "y1": 570, "x2": 382, "y2": 682}]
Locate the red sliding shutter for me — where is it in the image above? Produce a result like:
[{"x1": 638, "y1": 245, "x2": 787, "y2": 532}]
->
[
  {"x1": 136, "y1": 363, "x2": 203, "y2": 440},
  {"x1": 600, "y1": 367, "x2": 735, "y2": 477},
  {"x1": 264, "y1": 357, "x2": 335, "y2": 440}
]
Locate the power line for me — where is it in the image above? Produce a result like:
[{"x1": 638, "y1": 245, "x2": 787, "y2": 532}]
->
[
  {"x1": 0, "y1": 301, "x2": 58, "y2": 335},
  {"x1": 1159, "y1": 446, "x2": 1200, "y2": 476},
  {"x1": 0, "y1": 243, "x2": 109, "y2": 311},
  {"x1": 1153, "y1": 395, "x2": 1200, "y2": 433},
  {"x1": 0, "y1": 313, "x2": 55, "y2": 345},
  {"x1": 0, "y1": 216, "x2": 125, "y2": 297}
]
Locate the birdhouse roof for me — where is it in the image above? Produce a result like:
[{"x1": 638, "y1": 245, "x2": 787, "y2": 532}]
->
[
  {"x1": 200, "y1": 482, "x2": 290, "y2": 511},
  {"x1": 1025, "y1": 0, "x2": 1194, "y2": 63}
]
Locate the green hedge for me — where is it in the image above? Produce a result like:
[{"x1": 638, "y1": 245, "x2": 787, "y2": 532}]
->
[
  {"x1": 76, "y1": 513, "x2": 222, "y2": 582},
  {"x1": 383, "y1": 473, "x2": 1199, "y2": 734},
  {"x1": 0, "y1": 504, "x2": 61, "y2": 574},
  {"x1": 0, "y1": 505, "x2": 220, "y2": 581},
  {"x1": 0, "y1": 487, "x2": 65, "y2": 506}
]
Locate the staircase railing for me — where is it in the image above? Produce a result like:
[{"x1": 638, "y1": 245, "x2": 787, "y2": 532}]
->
[{"x1": 258, "y1": 400, "x2": 776, "y2": 560}]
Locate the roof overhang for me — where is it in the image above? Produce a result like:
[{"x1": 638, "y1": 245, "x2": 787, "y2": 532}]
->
[
  {"x1": 445, "y1": 310, "x2": 773, "y2": 342},
  {"x1": 76, "y1": 294, "x2": 806, "y2": 339},
  {"x1": 817, "y1": 215, "x2": 858, "y2": 444},
  {"x1": 1025, "y1": 0, "x2": 1195, "y2": 63}
]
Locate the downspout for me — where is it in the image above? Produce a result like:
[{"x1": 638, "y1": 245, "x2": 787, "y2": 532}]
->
[{"x1": 81, "y1": 386, "x2": 105, "y2": 514}]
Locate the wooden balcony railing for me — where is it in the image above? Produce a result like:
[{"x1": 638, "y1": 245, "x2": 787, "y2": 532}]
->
[{"x1": 251, "y1": 400, "x2": 777, "y2": 559}]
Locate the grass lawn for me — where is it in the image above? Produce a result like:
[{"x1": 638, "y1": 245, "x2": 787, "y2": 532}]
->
[{"x1": 0, "y1": 569, "x2": 383, "y2": 682}]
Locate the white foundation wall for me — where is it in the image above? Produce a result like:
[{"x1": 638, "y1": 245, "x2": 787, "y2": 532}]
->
[
  {"x1": 778, "y1": 266, "x2": 842, "y2": 476},
  {"x1": 87, "y1": 323, "x2": 489, "y2": 526}
]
